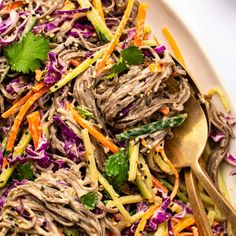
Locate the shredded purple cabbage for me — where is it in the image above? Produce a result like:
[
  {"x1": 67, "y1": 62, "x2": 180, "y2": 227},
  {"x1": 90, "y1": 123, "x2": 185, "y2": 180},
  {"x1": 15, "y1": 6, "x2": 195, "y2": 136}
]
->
[
  {"x1": 44, "y1": 52, "x2": 66, "y2": 85},
  {"x1": 212, "y1": 223, "x2": 225, "y2": 235},
  {"x1": 168, "y1": 220, "x2": 174, "y2": 236},
  {"x1": 116, "y1": 103, "x2": 134, "y2": 119},
  {"x1": 225, "y1": 115, "x2": 236, "y2": 126},
  {"x1": 53, "y1": 116, "x2": 84, "y2": 160},
  {"x1": 173, "y1": 199, "x2": 192, "y2": 219},
  {"x1": 137, "y1": 202, "x2": 149, "y2": 213},
  {"x1": 225, "y1": 152, "x2": 236, "y2": 167},
  {"x1": 6, "y1": 78, "x2": 32, "y2": 95},
  {"x1": 0, "y1": 11, "x2": 19, "y2": 34},
  {"x1": 0, "y1": 145, "x2": 3, "y2": 170},
  {"x1": 154, "y1": 45, "x2": 166, "y2": 55},
  {"x1": 70, "y1": 22, "x2": 95, "y2": 39},
  {"x1": 121, "y1": 28, "x2": 136, "y2": 49},
  {"x1": 209, "y1": 131, "x2": 225, "y2": 143},
  {"x1": 54, "y1": 7, "x2": 91, "y2": 15},
  {"x1": 14, "y1": 199, "x2": 31, "y2": 220},
  {"x1": 0, "y1": 180, "x2": 27, "y2": 208},
  {"x1": 0, "y1": 0, "x2": 4, "y2": 10},
  {"x1": 146, "y1": 197, "x2": 171, "y2": 231}
]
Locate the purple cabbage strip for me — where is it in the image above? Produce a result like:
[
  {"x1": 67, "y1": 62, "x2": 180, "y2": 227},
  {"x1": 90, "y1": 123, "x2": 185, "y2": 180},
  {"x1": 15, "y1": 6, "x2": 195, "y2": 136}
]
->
[
  {"x1": 54, "y1": 7, "x2": 91, "y2": 15},
  {"x1": 14, "y1": 199, "x2": 31, "y2": 220},
  {"x1": 209, "y1": 131, "x2": 225, "y2": 143},
  {"x1": 212, "y1": 223, "x2": 225, "y2": 235},
  {"x1": 6, "y1": 78, "x2": 32, "y2": 95},
  {"x1": 146, "y1": 197, "x2": 171, "y2": 231},
  {"x1": 53, "y1": 116, "x2": 84, "y2": 160},
  {"x1": 70, "y1": 22, "x2": 95, "y2": 39},
  {"x1": 0, "y1": 0, "x2": 4, "y2": 10},
  {"x1": 225, "y1": 115, "x2": 236, "y2": 126},
  {"x1": 0, "y1": 180, "x2": 27, "y2": 208},
  {"x1": 0, "y1": 145, "x2": 3, "y2": 169},
  {"x1": 154, "y1": 45, "x2": 166, "y2": 55},
  {"x1": 121, "y1": 28, "x2": 136, "y2": 50},
  {"x1": 0, "y1": 11, "x2": 19, "y2": 35},
  {"x1": 230, "y1": 169, "x2": 236, "y2": 176},
  {"x1": 172, "y1": 199, "x2": 192, "y2": 219},
  {"x1": 168, "y1": 220, "x2": 174, "y2": 236},
  {"x1": 116, "y1": 103, "x2": 134, "y2": 119},
  {"x1": 137, "y1": 202, "x2": 149, "y2": 213},
  {"x1": 44, "y1": 52, "x2": 66, "y2": 85},
  {"x1": 225, "y1": 153, "x2": 236, "y2": 167}
]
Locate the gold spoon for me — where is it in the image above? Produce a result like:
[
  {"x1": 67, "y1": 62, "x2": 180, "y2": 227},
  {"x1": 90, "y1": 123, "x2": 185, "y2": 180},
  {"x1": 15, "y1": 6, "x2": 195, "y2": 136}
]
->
[
  {"x1": 165, "y1": 94, "x2": 236, "y2": 227},
  {"x1": 185, "y1": 169, "x2": 213, "y2": 236}
]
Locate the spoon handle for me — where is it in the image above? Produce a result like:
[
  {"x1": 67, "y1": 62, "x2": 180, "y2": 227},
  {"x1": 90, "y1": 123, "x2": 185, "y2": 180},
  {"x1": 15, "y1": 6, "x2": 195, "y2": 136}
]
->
[
  {"x1": 185, "y1": 169, "x2": 213, "y2": 236},
  {"x1": 191, "y1": 161, "x2": 236, "y2": 227}
]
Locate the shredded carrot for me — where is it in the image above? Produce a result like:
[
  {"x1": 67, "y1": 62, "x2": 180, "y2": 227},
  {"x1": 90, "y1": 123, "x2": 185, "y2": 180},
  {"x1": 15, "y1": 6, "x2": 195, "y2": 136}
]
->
[
  {"x1": 152, "y1": 175, "x2": 168, "y2": 193},
  {"x1": 173, "y1": 217, "x2": 195, "y2": 235},
  {"x1": 4, "y1": 1, "x2": 24, "y2": 11},
  {"x1": 154, "y1": 35, "x2": 160, "y2": 46},
  {"x1": 1, "y1": 91, "x2": 34, "y2": 119},
  {"x1": 35, "y1": 69, "x2": 44, "y2": 82},
  {"x1": 159, "y1": 106, "x2": 170, "y2": 115},
  {"x1": 192, "y1": 227, "x2": 199, "y2": 236},
  {"x1": 96, "y1": 0, "x2": 135, "y2": 74},
  {"x1": 177, "y1": 233, "x2": 193, "y2": 236},
  {"x1": 67, "y1": 103, "x2": 119, "y2": 153},
  {"x1": 141, "y1": 138, "x2": 148, "y2": 148},
  {"x1": 6, "y1": 87, "x2": 49, "y2": 152},
  {"x1": 93, "y1": 0, "x2": 105, "y2": 22},
  {"x1": 162, "y1": 26, "x2": 186, "y2": 67},
  {"x1": 134, "y1": 3, "x2": 148, "y2": 47},
  {"x1": 70, "y1": 59, "x2": 81, "y2": 67},
  {"x1": 2, "y1": 157, "x2": 8, "y2": 169},
  {"x1": 31, "y1": 82, "x2": 45, "y2": 92},
  {"x1": 144, "y1": 31, "x2": 150, "y2": 40},
  {"x1": 134, "y1": 203, "x2": 160, "y2": 236},
  {"x1": 159, "y1": 149, "x2": 179, "y2": 200},
  {"x1": 27, "y1": 111, "x2": 41, "y2": 148}
]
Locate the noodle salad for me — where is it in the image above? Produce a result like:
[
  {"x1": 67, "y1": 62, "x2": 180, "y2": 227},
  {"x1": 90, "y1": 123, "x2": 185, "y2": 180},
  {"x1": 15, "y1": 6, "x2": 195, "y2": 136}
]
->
[{"x1": 0, "y1": 0, "x2": 235, "y2": 235}]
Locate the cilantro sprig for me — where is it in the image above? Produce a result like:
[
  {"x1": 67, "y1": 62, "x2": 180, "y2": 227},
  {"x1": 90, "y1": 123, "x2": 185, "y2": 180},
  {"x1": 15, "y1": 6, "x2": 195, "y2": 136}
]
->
[
  {"x1": 4, "y1": 32, "x2": 50, "y2": 74},
  {"x1": 108, "y1": 46, "x2": 144, "y2": 78},
  {"x1": 80, "y1": 192, "x2": 99, "y2": 210}
]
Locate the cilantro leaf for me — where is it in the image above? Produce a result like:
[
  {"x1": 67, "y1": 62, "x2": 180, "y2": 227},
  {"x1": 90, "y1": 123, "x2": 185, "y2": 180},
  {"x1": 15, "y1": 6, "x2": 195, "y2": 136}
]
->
[
  {"x1": 121, "y1": 46, "x2": 144, "y2": 65},
  {"x1": 80, "y1": 192, "x2": 98, "y2": 210},
  {"x1": 104, "y1": 149, "x2": 129, "y2": 190},
  {"x1": 13, "y1": 162, "x2": 35, "y2": 181},
  {"x1": 111, "y1": 57, "x2": 127, "y2": 74},
  {"x1": 63, "y1": 226, "x2": 81, "y2": 236},
  {"x1": 76, "y1": 106, "x2": 94, "y2": 120},
  {"x1": 4, "y1": 32, "x2": 49, "y2": 74}
]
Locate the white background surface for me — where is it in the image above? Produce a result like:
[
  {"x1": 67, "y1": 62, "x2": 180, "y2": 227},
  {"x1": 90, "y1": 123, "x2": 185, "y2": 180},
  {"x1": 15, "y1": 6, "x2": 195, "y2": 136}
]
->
[{"x1": 167, "y1": 0, "x2": 236, "y2": 101}]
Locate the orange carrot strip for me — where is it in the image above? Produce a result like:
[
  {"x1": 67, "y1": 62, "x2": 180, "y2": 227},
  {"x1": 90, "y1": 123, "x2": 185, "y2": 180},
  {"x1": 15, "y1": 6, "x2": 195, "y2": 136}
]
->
[
  {"x1": 1, "y1": 90, "x2": 34, "y2": 119},
  {"x1": 96, "y1": 0, "x2": 135, "y2": 74},
  {"x1": 159, "y1": 106, "x2": 170, "y2": 115},
  {"x1": 160, "y1": 149, "x2": 179, "y2": 200},
  {"x1": 177, "y1": 233, "x2": 194, "y2": 236},
  {"x1": 70, "y1": 59, "x2": 81, "y2": 67},
  {"x1": 2, "y1": 157, "x2": 8, "y2": 169},
  {"x1": 27, "y1": 111, "x2": 41, "y2": 148},
  {"x1": 31, "y1": 82, "x2": 45, "y2": 92},
  {"x1": 6, "y1": 87, "x2": 49, "y2": 152},
  {"x1": 173, "y1": 217, "x2": 196, "y2": 235},
  {"x1": 4, "y1": 1, "x2": 24, "y2": 11},
  {"x1": 67, "y1": 103, "x2": 119, "y2": 153},
  {"x1": 152, "y1": 176, "x2": 168, "y2": 193},
  {"x1": 162, "y1": 26, "x2": 186, "y2": 67},
  {"x1": 154, "y1": 35, "x2": 160, "y2": 46},
  {"x1": 134, "y1": 3, "x2": 148, "y2": 47},
  {"x1": 93, "y1": 0, "x2": 105, "y2": 22}
]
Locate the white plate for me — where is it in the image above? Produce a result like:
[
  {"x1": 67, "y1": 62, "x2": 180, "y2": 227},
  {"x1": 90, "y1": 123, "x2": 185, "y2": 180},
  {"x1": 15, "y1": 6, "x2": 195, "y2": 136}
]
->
[{"x1": 145, "y1": 0, "x2": 236, "y2": 206}]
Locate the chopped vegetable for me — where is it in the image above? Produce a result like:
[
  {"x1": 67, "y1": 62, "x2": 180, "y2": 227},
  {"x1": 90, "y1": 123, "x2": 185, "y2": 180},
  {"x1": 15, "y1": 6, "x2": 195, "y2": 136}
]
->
[
  {"x1": 27, "y1": 111, "x2": 41, "y2": 148},
  {"x1": 208, "y1": 88, "x2": 231, "y2": 112},
  {"x1": 173, "y1": 216, "x2": 195, "y2": 234},
  {"x1": 6, "y1": 86, "x2": 49, "y2": 152},
  {"x1": 77, "y1": 0, "x2": 113, "y2": 42},
  {"x1": 67, "y1": 103, "x2": 119, "y2": 153},
  {"x1": 80, "y1": 191, "x2": 99, "y2": 210},
  {"x1": 81, "y1": 129, "x2": 98, "y2": 186},
  {"x1": 93, "y1": 0, "x2": 105, "y2": 22},
  {"x1": 134, "y1": 3, "x2": 148, "y2": 47},
  {"x1": 1, "y1": 90, "x2": 34, "y2": 118},
  {"x1": 13, "y1": 161, "x2": 35, "y2": 181},
  {"x1": 70, "y1": 59, "x2": 80, "y2": 67},
  {"x1": 63, "y1": 227, "x2": 81, "y2": 236},
  {"x1": 106, "y1": 195, "x2": 143, "y2": 208},
  {"x1": 162, "y1": 26, "x2": 186, "y2": 67},
  {"x1": 35, "y1": 69, "x2": 44, "y2": 81},
  {"x1": 76, "y1": 105, "x2": 94, "y2": 120},
  {"x1": 116, "y1": 114, "x2": 187, "y2": 141},
  {"x1": 104, "y1": 149, "x2": 129, "y2": 190},
  {"x1": 0, "y1": 129, "x2": 31, "y2": 187},
  {"x1": 96, "y1": 0, "x2": 135, "y2": 74},
  {"x1": 51, "y1": 47, "x2": 106, "y2": 92},
  {"x1": 152, "y1": 176, "x2": 168, "y2": 194},
  {"x1": 128, "y1": 141, "x2": 140, "y2": 181},
  {"x1": 4, "y1": 32, "x2": 50, "y2": 73},
  {"x1": 97, "y1": 171, "x2": 132, "y2": 221}
]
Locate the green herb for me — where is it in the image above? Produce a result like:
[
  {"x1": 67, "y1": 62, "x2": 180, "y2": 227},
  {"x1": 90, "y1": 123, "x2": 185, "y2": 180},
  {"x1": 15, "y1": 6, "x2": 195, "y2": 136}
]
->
[
  {"x1": 80, "y1": 192, "x2": 98, "y2": 210},
  {"x1": 116, "y1": 114, "x2": 187, "y2": 141},
  {"x1": 104, "y1": 149, "x2": 129, "y2": 190},
  {"x1": 76, "y1": 106, "x2": 94, "y2": 120},
  {"x1": 109, "y1": 46, "x2": 144, "y2": 77},
  {"x1": 4, "y1": 32, "x2": 49, "y2": 74},
  {"x1": 13, "y1": 162, "x2": 35, "y2": 181},
  {"x1": 63, "y1": 226, "x2": 81, "y2": 236}
]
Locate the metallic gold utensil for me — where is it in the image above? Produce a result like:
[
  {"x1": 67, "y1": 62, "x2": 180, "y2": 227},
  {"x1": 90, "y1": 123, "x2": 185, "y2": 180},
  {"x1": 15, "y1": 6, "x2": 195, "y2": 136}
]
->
[
  {"x1": 185, "y1": 169, "x2": 213, "y2": 236},
  {"x1": 165, "y1": 94, "x2": 236, "y2": 227}
]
